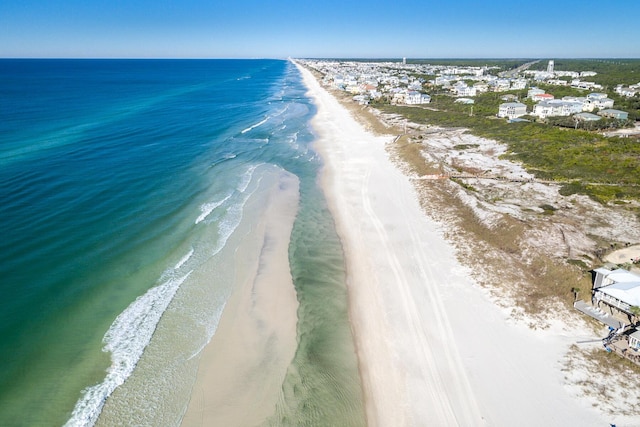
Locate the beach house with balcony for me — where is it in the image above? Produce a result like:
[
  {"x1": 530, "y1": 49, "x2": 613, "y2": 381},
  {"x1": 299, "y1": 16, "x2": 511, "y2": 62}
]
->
[{"x1": 592, "y1": 268, "x2": 640, "y2": 318}]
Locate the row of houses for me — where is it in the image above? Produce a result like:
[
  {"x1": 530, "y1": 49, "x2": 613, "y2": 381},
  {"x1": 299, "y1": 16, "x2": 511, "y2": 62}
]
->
[
  {"x1": 435, "y1": 77, "x2": 528, "y2": 96},
  {"x1": 498, "y1": 101, "x2": 629, "y2": 121},
  {"x1": 308, "y1": 59, "x2": 540, "y2": 106},
  {"x1": 303, "y1": 60, "x2": 634, "y2": 116},
  {"x1": 615, "y1": 82, "x2": 640, "y2": 98},
  {"x1": 498, "y1": 89, "x2": 629, "y2": 120}
]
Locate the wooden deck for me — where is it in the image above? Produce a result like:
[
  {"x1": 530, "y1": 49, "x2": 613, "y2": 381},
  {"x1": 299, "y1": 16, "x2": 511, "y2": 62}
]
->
[{"x1": 608, "y1": 336, "x2": 640, "y2": 366}]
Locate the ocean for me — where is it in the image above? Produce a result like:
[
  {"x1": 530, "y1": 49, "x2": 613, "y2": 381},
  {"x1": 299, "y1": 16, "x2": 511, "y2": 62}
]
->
[{"x1": 0, "y1": 59, "x2": 364, "y2": 426}]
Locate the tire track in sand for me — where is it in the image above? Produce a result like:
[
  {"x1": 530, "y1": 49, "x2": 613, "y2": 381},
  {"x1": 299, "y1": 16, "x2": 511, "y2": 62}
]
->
[{"x1": 360, "y1": 163, "x2": 483, "y2": 426}]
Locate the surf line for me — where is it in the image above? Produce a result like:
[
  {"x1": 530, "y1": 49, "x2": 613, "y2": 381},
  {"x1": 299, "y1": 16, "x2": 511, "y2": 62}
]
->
[{"x1": 240, "y1": 117, "x2": 268, "y2": 134}]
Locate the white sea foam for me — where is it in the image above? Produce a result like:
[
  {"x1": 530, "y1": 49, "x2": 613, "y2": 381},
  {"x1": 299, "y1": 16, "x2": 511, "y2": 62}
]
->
[
  {"x1": 195, "y1": 165, "x2": 260, "y2": 225},
  {"x1": 240, "y1": 117, "x2": 268, "y2": 134},
  {"x1": 65, "y1": 165, "x2": 268, "y2": 427},
  {"x1": 174, "y1": 248, "x2": 194, "y2": 270},
  {"x1": 186, "y1": 300, "x2": 227, "y2": 361},
  {"x1": 237, "y1": 164, "x2": 259, "y2": 193},
  {"x1": 265, "y1": 104, "x2": 289, "y2": 123},
  {"x1": 64, "y1": 271, "x2": 192, "y2": 427},
  {"x1": 209, "y1": 153, "x2": 237, "y2": 168},
  {"x1": 195, "y1": 194, "x2": 232, "y2": 224},
  {"x1": 209, "y1": 167, "x2": 263, "y2": 257}
]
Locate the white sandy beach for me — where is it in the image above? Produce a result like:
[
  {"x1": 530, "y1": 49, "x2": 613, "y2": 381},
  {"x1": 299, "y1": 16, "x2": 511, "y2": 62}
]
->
[{"x1": 295, "y1": 63, "x2": 612, "y2": 426}]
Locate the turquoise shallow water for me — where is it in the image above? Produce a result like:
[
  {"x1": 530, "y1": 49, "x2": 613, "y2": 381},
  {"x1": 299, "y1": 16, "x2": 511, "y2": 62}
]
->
[{"x1": 0, "y1": 59, "x2": 364, "y2": 426}]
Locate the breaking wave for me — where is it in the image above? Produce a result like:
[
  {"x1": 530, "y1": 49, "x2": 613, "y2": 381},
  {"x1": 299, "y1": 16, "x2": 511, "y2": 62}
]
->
[{"x1": 63, "y1": 271, "x2": 192, "y2": 427}]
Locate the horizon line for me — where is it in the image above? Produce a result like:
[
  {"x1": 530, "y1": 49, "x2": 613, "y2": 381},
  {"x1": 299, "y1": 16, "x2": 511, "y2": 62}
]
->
[{"x1": 2, "y1": 56, "x2": 640, "y2": 61}]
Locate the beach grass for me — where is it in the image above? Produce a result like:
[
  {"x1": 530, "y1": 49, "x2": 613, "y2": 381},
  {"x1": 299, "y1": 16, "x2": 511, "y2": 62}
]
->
[
  {"x1": 395, "y1": 140, "x2": 593, "y2": 316},
  {"x1": 377, "y1": 103, "x2": 640, "y2": 203}
]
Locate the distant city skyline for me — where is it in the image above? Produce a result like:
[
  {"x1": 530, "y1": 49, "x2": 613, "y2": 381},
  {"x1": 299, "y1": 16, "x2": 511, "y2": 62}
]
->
[{"x1": 1, "y1": 0, "x2": 639, "y2": 58}]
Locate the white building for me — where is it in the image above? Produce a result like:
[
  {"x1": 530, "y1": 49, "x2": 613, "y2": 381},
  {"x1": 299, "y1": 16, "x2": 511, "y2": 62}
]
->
[
  {"x1": 533, "y1": 100, "x2": 583, "y2": 118},
  {"x1": 498, "y1": 102, "x2": 527, "y2": 119},
  {"x1": 453, "y1": 83, "x2": 477, "y2": 97},
  {"x1": 490, "y1": 79, "x2": 511, "y2": 92},
  {"x1": 616, "y1": 85, "x2": 639, "y2": 97},
  {"x1": 473, "y1": 82, "x2": 489, "y2": 93},
  {"x1": 527, "y1": 87, "x2": 545, "y2": 99},
  {"x1": 511, "y1": 79, "x2": 528, "y2": 90},
  {"x1": 592, "y1": 268, "x2": 640, "y2": 317},
  {"x1": 586, "y1": 93, "x2": 614, "y2": 110},
  {"x1": 434, "y1": 75, "x2": 458, "y2": 86},
  {"x1": 547, "y1": 60, "x2": 554, "y2": 73},
  {"x1": 532, "y1": 93, "x2": 554, "y2": 102},
  {"x1": 571, "y1": 80, "x2": 604, "y2": 90},
  {"x1": 630, "y1": 330, "x2": 640, "y2": 351},
  {"x1": 405, "y1": 91, "x2": 431, "y2": 105}
]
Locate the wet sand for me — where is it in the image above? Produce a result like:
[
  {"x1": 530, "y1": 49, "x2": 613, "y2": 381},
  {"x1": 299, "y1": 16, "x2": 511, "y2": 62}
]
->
[{"x1": 181, "y1": 171, "x2": 300, "y2": 426}]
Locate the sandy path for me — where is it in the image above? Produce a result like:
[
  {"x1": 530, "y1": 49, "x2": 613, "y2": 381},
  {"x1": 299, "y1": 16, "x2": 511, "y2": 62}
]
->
[{"x1": 296, "y1": 62, "x2": 609, "y2": 427}]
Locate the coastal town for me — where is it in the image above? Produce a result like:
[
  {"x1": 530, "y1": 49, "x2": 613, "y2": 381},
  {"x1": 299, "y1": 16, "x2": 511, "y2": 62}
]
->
[
  {"x1": 302, "y1": 58, "x2": 639, "y2": 131},
  {"x1": 301, "y1": 58, "x2": 640, "y2": 371}
]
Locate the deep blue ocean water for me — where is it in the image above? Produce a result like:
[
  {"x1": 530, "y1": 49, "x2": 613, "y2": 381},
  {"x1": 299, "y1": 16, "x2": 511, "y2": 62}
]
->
[{"x1": 0, "y1": 59, "x2": 364, "y2": 426}]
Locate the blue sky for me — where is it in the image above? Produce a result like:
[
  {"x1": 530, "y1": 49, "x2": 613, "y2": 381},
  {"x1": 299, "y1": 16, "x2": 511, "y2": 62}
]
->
[{"x1": 1, "y1": 0, "x2": 639, "y2": 58}]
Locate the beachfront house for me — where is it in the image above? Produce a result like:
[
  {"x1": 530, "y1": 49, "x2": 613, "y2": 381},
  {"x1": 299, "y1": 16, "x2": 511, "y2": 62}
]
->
[
  {"x1": 587, "y1": 93, "x2": 615, "y2": 110},
  {"x1": 498, "y1": 102, "x2": 527, "y2": 119},
  {"x1": 592, "y1": 268, "x2": 640, "y2": 318}
]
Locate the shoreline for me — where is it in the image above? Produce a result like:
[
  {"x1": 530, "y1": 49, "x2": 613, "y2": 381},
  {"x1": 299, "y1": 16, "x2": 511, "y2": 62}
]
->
[
  {"x1": 180, "y1": 170, "x2": 300, "y2": 426},
  {"x1": 295, "y1": 62, "x2": 611, "y2": 426}
]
